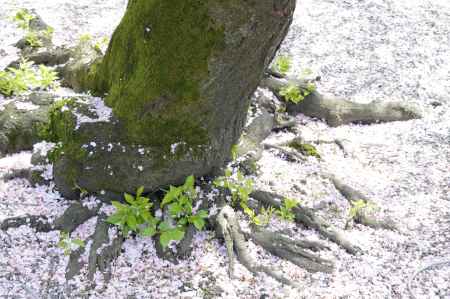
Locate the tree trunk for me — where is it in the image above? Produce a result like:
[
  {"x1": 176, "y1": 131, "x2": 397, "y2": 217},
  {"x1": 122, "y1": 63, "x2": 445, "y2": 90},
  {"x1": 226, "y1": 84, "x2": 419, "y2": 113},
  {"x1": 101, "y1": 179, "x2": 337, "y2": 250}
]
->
[{"x1": 48, "y1": 0, "x2": 296, "y2": 198}]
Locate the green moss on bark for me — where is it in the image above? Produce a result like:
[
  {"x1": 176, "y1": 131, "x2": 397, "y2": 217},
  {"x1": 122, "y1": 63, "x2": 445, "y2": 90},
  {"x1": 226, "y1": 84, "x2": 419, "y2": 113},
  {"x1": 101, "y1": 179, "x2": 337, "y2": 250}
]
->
[
  {"x1": 40, "y1": 99, "x2": 87, "y2": 187},
  {"x1": 95, "y1": 0, "x2": 225, "y2": 149}
]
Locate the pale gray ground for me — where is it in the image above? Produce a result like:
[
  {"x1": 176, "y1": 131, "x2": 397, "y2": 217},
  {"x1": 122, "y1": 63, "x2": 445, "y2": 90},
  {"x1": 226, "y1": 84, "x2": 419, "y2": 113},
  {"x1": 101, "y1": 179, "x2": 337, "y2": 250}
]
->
[{"x1": 0, "y1": 0, "x2": 449, "y2": 298}]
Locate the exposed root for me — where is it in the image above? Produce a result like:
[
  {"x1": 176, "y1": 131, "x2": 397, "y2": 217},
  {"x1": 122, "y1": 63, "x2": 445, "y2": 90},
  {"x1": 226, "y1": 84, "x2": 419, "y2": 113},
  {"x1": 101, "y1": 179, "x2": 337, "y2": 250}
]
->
[
  {"x1": 53, "y1": 202, "x2": 100, "y2": 232},
  {"x1": 0, "y1": 202, "x2": 98, "y2": 233},
  {"x1": 8, "y1": 47, "x2": 72, "y2": 69},
  {"x1": 329, "y1": 175, "x2": 397, "y2": 230},
  {"x1": 246, "y1": 228, "x2": 334, "y2": 273},
  {"x1": 263, "y1": 142, "x2": 306, "y2": 162},
  {"x1": 0, "y1": 214, "x2": 52, "y2": 232},
  {"x1": 65, "y1": 214, "x2": 123, "y2": 288},
  {"x1": 261, "y1": 75, "x2": 421, "y2": 126},
  {"x1": 216, "y1": 205, "x2": 301, "y2": 288},
  {"x1": 251, "y1": 190, "x2": 361, "y2": 254}
]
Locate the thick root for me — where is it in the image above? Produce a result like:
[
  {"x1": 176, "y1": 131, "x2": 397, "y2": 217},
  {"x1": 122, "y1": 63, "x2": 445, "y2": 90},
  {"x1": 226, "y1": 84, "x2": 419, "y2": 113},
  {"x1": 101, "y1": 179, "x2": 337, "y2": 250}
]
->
[
  {"x1": 329, "y1": 175, "x2": 397, "y2": 230},
  {"x1": 0, "y1": 214, "x2": 51, "y2": 232},
  {"x1": 0, "y1": 202, "x2": 98, "y2": 233},
  {"x1": 246, "y1": 228, "x2": 334, "y2": 273},
  {"x1": 65, "y1": 214, "x2": 123, "y2": 285},
  {"x1": 261, "y1": 75, "x2": 421, "y2": 126},
  {"x1": 216, "y1": 205, "x2": 301, "y2": 288},
  {"x1": 263, "y1": 142, "x2": 306, "y2": 162},
  {"x1": 251, "y1": 190, "x2": 361, "y2": 254}
]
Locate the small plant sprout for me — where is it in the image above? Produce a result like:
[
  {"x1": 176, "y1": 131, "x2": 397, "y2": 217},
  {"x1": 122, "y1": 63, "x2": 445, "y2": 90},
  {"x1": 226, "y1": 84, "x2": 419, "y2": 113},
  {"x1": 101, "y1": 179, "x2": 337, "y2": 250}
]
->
[
  {"x1": 213, "y1": 168, "x2": 262, "y2": 224},
  {"x1": 346, "y1": 199, "x2": 377, "y2": 228},
  {"x1": 0, "y1": 59, "x2": 59, "y2": 96},
  {"x1": 38, "y1": 65, "x2": 58, "y2": 89},
  {"x1": 230, "y1": 144, "x2": 239, "y2": 161},
  {"x1": 213, "y1": 169, "x2": 253, "y2": 207},
  {"x1": 11, "y1": 9, "x2": 34, "y2": 30},
  {"x1": 58, "y1": 231, "x2": 85, "y2": 256},
  {"x1": 94, "y1": 36, "x2": 110, "y2": 54},
  {"x1": 159, "y1": 175, "x2": 209, "y2": 248},
  {"x1": 106, "y1": 186, "x2": 159, "y2": 237},
  {"x1": 302, "y1": 68, "x2": 313, "y2": 76},
  {"x1": 279, "y1": 82, "x2": 316, "y2": 104},
  {"x1": 25, "y1": 31, "x2": 43, "y2": 48},
  {"x1": 275, "y1": 55, "x2": 292, "y2": 75},
  {"x1": 276, "y1": 197, "x2": 300, "y2": 222},
  {"x1": 279, "y1": 83, "x2": 303, "y2": 104}
]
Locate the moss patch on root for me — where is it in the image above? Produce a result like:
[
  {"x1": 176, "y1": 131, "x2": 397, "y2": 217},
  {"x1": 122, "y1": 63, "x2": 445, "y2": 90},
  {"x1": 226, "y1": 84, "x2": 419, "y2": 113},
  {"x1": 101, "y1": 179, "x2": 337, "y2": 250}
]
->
[
  {"x1": 39, "y1": 98, "x2": 87, "y2": 186},
  {"x1": 288, "y1": 141, "x2": 321, "y2": 159}
]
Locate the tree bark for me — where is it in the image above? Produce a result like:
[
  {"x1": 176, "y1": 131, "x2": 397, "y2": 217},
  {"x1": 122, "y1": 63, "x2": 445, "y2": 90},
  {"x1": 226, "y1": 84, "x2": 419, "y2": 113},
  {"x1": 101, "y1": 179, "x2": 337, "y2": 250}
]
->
[{"x1": 48, "y1": 0, "x2": 296, "y2": 198}]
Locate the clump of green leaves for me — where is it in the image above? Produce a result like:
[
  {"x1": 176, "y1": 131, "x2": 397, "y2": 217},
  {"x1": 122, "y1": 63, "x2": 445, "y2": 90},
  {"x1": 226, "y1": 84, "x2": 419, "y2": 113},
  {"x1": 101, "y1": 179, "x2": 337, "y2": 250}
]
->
[
  {"x1": 279, "y1": 84, "x2": 302, "y2": 103},
  {"x1": 213, "y1": 168, "x2": 270, "y2": 226},
  {"x1": 76, "y1": 33, "x2": 109, "y2": 55},
  {"x1": 279, "y1": 82, "x2": 316, "y2": 104},
  {"x1": 347, "y1": 200, "x2": 377, "y2": 222},
  {"x1": 38, "y1": 65, "x2": 58, "y2": 89},
  {"x1": 159, "y1": 175, "x2": 208, "y2": 248},
  {"x1": 276, "y1": 198, "x2": 299, "y2": 222},
  {"x1": 107, "y1": 177, "x2": 208, "y2": 249},
  {"x1": 25, "y1": 31, "x2": 42, "y2": 47},
  {"x1": 58, "y1": 231, "x2": 85, "y2": 256},
  {"x1": 106, "y1": 186, "x2": 159, "y2": 237},
  {"x1": 213, "y1": 169, "x2": 253, "y2": 208},
  {"x1": 275, "y1": 55, "x2": 292, "y2": 75},
  {"x1": 0, "y1": 59, "x2": 35, "y2": 96},
  {"x1": 11, "y1": 9, "x2": 53, "y2": 48},
  {"x1": 0, "y1": 59, "x2": 58, "y2": 96},
  {"x1": 11, "y1": 9, "x2": 34, "y2": 30}
]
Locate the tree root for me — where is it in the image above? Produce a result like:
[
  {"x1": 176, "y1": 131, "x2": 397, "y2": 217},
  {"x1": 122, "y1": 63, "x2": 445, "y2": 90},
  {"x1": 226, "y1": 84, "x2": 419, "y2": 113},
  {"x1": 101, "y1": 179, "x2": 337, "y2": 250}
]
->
[
  {"x1": 0, "y1": 202, "x2": 98, "y2": 233},
  {"x1": 329, "y1": 175, "x2": 397, "y2": 230},
  {"x1": 245, "y1": 228, "x2": 334, "y2": 273},
  {"x1": 263, "y1": 142, "x2": 306, "y2": 162},
  {"x1": 216, "y1": 205, "x2": 301, "y2": 288},
  {"x1": 260, "y1": 75, "x2": 421, "y2": 126},
  {"x1": 0, "y1": 214, "x2": 52, "y2": 232},
  {"x1": 251, "y1": 190, "x2": 361, "y2": 254}
]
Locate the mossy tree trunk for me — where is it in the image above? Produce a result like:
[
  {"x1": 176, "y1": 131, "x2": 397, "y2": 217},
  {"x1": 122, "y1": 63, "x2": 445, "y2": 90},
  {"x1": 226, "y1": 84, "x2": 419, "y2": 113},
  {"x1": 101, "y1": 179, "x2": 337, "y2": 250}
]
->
[{"x1": 48, "y1": 0, "x2": 296, "y2": 198}]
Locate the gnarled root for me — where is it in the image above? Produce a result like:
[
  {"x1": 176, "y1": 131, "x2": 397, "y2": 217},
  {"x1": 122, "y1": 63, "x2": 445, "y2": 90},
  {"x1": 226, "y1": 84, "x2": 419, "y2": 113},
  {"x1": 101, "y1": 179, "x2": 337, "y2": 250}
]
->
[
  {"x1": 260, "y1": 75, "x2": 421, "y2": 126},
  {"x1": 0, "y1": 214, "x2": 51, "y2": 232},
  {"x1": 0, "y1": 202, "x2": 98, "y2": 233},
  {"x1": 246, "y1": 228, "x2": 334, "y2": 273},
  {"x1": 65, "y1": 214, "x2": 123, "y2": 294},
  {"x1": 216, "y1": 205, "x2": 301, "y2": 288},
  {"x1": 329, "y1": 175, "x2": 397, "y2": 230},
  {"x1": 251, "y1": 190, "x2": 361, "y2": 254}
]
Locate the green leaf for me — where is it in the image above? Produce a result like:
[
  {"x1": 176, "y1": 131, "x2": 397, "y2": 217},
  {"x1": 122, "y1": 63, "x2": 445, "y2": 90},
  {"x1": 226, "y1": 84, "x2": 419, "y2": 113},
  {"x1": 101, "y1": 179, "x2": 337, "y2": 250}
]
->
[
  {"x1": 140, "y1": 225, "x2": 157, "y2": 237},
  {"x1": 169, "y1": 202, "x2": 183, "y2": 216},
  {"x1": 275, "y1": 55, "x2": 292, "y2": 75},
  {"x1": 127, "y1": 215, "x2": 138, "y2": 230},
  {"x1": 111, "y1": 201, "x2": 127, "y2": 211},
  {"x1": 178, "y1": 217, "x2": 188, "y2": 226},
  {"x1": 158, "y1": 221, "x2": 172, "y2": 232},
  {"x1": 136, "y1": 186, "x2": 144, "y2": 198},
  {"x1": 106, "y1": 213, "x2": 123, "y2": 225},
  {"x1": 161, "y1": 186, "x2": 179, "y2": 207},
  {"x1": 196, "y1": 209, "x2": 209, "y2": 219},
  {"x1": 184, "y1": 175, "x2": 195, "y2": 189},
  {"x1": 191, "y1": 217, "x2": 205, "y2": 231},
  {"x1": 72, "y1": 239, "x2": 85, "y2": 247},
  {"x1": 124, "y1": 193, "x2": 135, "y2": 204},
  {"x1": 159, "y1": 228, "x2": 185, "y2": 248}
]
